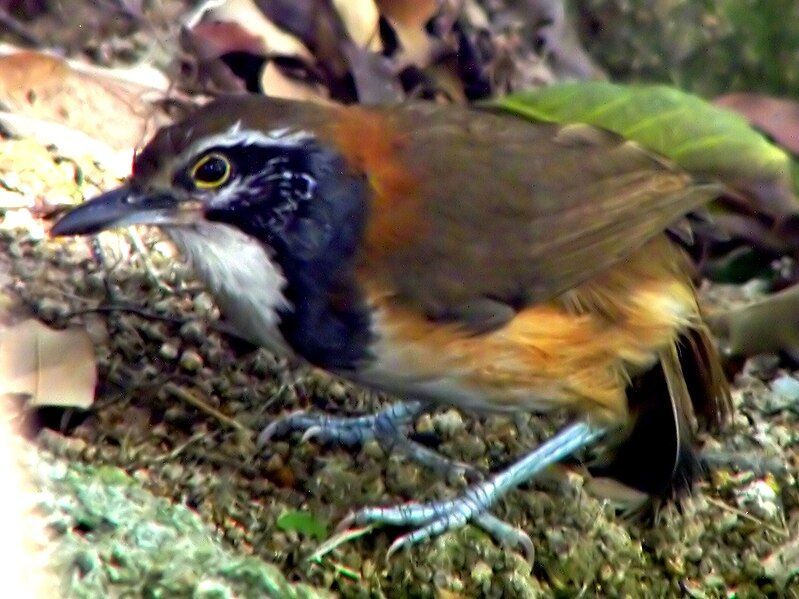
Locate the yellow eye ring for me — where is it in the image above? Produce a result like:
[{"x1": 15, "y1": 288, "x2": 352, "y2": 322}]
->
[{"x1": 190, "y1": 152, "x2": 231, "y2": 189}]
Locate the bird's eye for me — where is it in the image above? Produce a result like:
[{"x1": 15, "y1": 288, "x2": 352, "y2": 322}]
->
[{"x1": 190, "y1": 153, "x2": 231, "y2": 189}]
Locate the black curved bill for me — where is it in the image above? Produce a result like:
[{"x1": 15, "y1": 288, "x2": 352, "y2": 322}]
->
[{"x1": 51, "y1": 186, "x2": 189, "y2": 236}]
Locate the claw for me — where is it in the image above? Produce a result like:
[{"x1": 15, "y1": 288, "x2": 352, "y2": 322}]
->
[
  {"x1": 257, "y1": 409, "x2": 307, "y2": 446},
  {"x1": 385, "y1": 532, "x2": 415, "y2": 560},
  {"x1": 474, "y1": 513, "x2": 535, "y2": 563},
  {"x1": 385, "y1": 537, "x2": 405, "y2": 560},
  {"x1": 335, "y1": 512, "x2": 356, "y2": 534},
  {"x1": 300, "y1": 425, "x2": 324, "y2": 443},
  {"x1": 260, "y1": 403, "x2": 481, "y2": 484}
]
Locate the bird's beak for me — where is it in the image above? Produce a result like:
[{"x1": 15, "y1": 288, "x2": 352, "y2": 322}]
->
[{"x1": 51, "y1": 185, "x2": 201, "y2": 236}]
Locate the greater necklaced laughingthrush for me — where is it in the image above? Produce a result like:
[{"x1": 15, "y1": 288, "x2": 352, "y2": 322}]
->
[{"x1": 52, "y1": 95, "x2": 732, "y2": 556}]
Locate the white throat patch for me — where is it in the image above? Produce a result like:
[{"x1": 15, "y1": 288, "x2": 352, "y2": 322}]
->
[{"x1": 166, "y1": 222, "x2": 293, "y2": 356}]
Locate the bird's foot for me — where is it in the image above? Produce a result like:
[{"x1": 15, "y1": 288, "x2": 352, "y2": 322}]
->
[
  {"x1": 258, "y1": 400, "x2": 420, "y2": 447},
  {"x1": 259, "y1": 400, "x2": 482, "y2": 481},
  {"x1": 339, "y1": 489, "x2": 537, "y2": 560},
  {"x1": 337, "y1": 421, "x2": 606, "y2": 559},
  {"x1": 390, "y1": 430, "x2": 483, "y2": 483}
]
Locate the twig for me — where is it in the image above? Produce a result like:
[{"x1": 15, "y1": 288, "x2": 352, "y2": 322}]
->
[
  {"x1": 66, "y1": 303, "x2": 186, "y2": 324},
  {"x1": 151, "y1": 430, "x2": 207, "y2": 463},
  {"x1": 306, "y1": 524, "x2": 377, "y2": 563},
  {"x1": 704, "y1": 495, "x2": 789, "y2": 539},
  {"x1": 163, "y1": 381, "x2": 251, "y2": 435}
]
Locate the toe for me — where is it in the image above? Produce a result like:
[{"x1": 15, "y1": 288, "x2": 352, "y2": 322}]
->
[
  {"x1": 257, "y1": 409, "x2": 309, "y2": 446},
  {"x1": 474, "y1": 513, "x2": 535, "y2": 563}
]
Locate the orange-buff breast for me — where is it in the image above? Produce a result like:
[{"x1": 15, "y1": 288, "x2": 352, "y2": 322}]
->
[{"x1": 361, "y1": 236, "x2": 699, "y2": 426}]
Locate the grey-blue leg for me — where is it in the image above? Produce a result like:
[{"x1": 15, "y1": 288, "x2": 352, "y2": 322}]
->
[
  {"x1": 338, "y1": 421, "x2": 606, "y2": 557},
  {"x1": 259, "y1": 400, "x2": 481, "y2": 481}
]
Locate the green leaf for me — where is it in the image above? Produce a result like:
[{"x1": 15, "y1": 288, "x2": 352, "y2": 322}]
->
[
  {"x1": 276, "y1": 510, "x2": 328, "y2": 541},
  {"x1": 490, "y1": 81, "x2": 792, "y2": 188}
]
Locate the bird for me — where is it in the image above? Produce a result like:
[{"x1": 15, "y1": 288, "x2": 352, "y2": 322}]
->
[{"x1": 52, "y1": 94, "x2": 732, "y2": 557}]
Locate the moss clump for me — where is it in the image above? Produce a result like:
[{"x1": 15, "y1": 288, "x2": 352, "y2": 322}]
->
[{"x1": 30, "y1": 449, "x2": 330, "y2": 598}]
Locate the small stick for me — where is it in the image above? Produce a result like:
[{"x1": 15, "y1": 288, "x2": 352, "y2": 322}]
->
[
  {"x1": 704, "y1": 495, "x2": 789, "y2": 539},
  {"x1": 163, "y1": 381, "x2": 250, "y2": 434}
]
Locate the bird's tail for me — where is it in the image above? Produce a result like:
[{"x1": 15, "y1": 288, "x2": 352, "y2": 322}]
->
[{"x1": 589, "y1": 325, "x2": 732, "y2": 497}]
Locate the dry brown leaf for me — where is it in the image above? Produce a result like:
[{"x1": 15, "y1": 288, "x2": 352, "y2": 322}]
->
[
  {"x1": 259, "y1": 61, "x2": 330, "y2": 103},
  {"x1": 763, "y1": 535, "x2": 799, "y2": 589},
  {"x1": 421, "y1": 61, "x2": 468, "y2": 102},
  {"x1": 0, "y1": 113, "x2": 133, "y2": 180},
  {"x1": 0, "y1": 319, "x2": 97, "y2": 409},
  {"x1": 342, "y1": 43, "x2": 405, "y2": 104},
  {"x1": 207, "y1": 0, "x2": 314, "y2": 61},
  {"x1": 390, "y1": 25, "x2": 434, "y2": 66},
  {"x1": 332, "y1": 0, "x2": 382, "y2": 51},
  {"x1": 179, "y1": 27, "x2": 249, "y2": 93},
  {"x1": 253, "y1": 0, "x2": 357, "y2": 84},
  {"x1": 376, "y1": 0, "x2": 438, "y2": 27},
  {"x1": 584, "y1": 476, "x2": 650, "y2": 508},
  {"x1": 376, "y1": 0, "x2": 439, "y2": 65},
  {"x1": 716, "y1": 93, "x2": 799, "y2": 155},
  {"x1": 0, "y1": 50, "x2": 167, "y2": 153},
  {"x1": 191, "y1": 20, "x2": 268, "y2": 56},
  {"x1": 708, "y1": 284, "x2": 799, "y2": 357}
]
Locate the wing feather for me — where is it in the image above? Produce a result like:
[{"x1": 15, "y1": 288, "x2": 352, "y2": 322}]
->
[{"x1": 361, "y1": 103, "x2": 722, "y2": 323}]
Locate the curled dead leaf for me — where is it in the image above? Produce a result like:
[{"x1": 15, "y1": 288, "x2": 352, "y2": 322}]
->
[
  {"x1": 376, "y1": 0, "x2": 439, "y2": 28},
  {"x1": 376, "y1": 0, "x2": 440, "y2": 65},
  {"x1": 0, "y1": 50, "x2": 168, "y2": 153},
  {"x1": 260, "y1": 61, "x2": 330, "y2": 102},
  {"x1": 332, "y1": 0, "x2": 382, "y2": 51},
  {"x1": 204, "y1": 0, "x2": 314, "y2": 61},
  {"x1": 708, "y1": 285, "x2": 799, "y2": 357},
  {"x1": 0, "y1": 319, "x2": 97, "y2": 410},
  {"x1": 716, "y1": 93, "x2": 799, "y2": 155},
  {"x1": 191, "y1": 21, "x2": 267, "y2": 57}
]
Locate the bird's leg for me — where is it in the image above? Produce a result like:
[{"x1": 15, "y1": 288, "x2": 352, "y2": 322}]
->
[
  {"x1": 259, "y1": 401, "x2": 482, "y2": 481},
  {"x1": 338, "y1": 421, "x2": 606, "y2": 558}
]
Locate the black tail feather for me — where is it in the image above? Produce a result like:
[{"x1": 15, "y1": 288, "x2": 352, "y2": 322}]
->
[
  {"x1": 589, "y1": 328, "x2": 730, "y2": 498},
  {"x1": 589, "y1": 360, "x2": 695, "y2": 497}
]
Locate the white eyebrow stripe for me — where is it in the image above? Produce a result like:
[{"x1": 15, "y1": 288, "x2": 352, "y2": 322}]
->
[{"x1": 188, "y1": 121, "x2": 313, "y2": 156}]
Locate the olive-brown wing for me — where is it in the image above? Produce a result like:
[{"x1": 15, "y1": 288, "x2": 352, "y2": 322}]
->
[{"x1": 366, "y1": 103, "x2": 722, "y2": 325}]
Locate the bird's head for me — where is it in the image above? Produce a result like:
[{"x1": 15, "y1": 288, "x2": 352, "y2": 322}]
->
[{"x1": 52, "y1": 96, "x2": 370, "y2": 263}]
